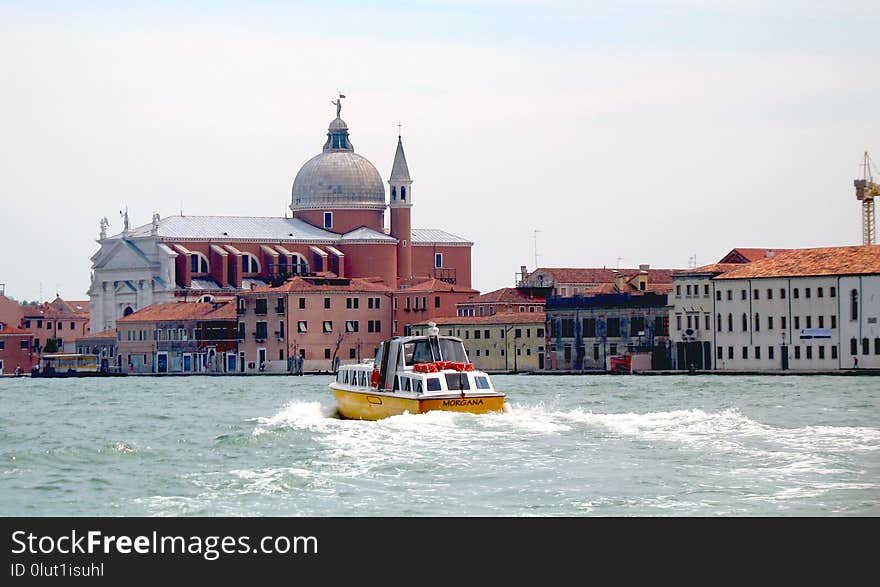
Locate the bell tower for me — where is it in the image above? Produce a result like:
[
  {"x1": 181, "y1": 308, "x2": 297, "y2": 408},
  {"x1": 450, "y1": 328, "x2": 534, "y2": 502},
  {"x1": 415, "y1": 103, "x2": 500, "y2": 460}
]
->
[{"x1": 389, "y1": 133, "x2": 413, "y2": 281}]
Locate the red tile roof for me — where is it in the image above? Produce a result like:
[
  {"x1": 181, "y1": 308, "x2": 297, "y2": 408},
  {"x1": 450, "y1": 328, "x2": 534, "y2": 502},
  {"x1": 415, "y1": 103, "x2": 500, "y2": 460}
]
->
[
  {"x1": 117, "y1": 302, "x2": 236, "y2": 323},
  {"x1": 528, "y1": 267, "x2": 678, "y2": 285},
  {"x1": 244, "y1": 276, "x2": 392, "y2": 294},
  {"x1": 674, "y1": 263, "x2": 743, "y2": 276},
  {"x1": 0, "y1": 324, "x2": 31, "y2": 336},
  {"x1": 415, "y1": 313, "x2": 546, "y2": 326},
  {"x1": 76, "y1": 328, "x2": 117, "y2": 341},
  {"x1": 457, "y1": 287, "x2": 544, "y2": 305},
  {"x1": 715, "y1": 245, "x2": 880, "y2": 279},
  {"x1": 397, "y1": 278, "x2": 479, "y2": 294},
  {"x1": 718, "y1": 248, "x2": 787, "y2": 264}
]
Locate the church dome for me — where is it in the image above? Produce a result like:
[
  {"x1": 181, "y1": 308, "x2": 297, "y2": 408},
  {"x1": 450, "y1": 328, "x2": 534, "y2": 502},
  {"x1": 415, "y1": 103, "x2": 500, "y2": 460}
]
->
[{"x1": 290, "y1": 113, "x2": 387, "y2": 211}]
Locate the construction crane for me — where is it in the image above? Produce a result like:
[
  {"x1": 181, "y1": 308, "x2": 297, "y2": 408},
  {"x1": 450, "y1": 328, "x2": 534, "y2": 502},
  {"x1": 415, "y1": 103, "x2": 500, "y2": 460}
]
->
[{"x1": 854, "y1": 151, "x2": 879, "y2": 245}]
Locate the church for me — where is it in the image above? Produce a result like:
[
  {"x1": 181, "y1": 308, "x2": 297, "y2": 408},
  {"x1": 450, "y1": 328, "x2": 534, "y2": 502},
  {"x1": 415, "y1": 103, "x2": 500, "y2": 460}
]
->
[{"x1": 88, "y1": 97, "x2": 474, "y2": 332}]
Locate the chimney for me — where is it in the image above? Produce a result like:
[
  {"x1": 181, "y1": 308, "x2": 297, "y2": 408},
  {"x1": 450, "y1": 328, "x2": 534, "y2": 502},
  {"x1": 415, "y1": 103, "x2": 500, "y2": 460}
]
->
[
  {"x1": 639, "y1": 264, "x2": 650, "y2": 271},
  {"x1": 613, "y1": 270, "x2": 626, "y2": 291}
]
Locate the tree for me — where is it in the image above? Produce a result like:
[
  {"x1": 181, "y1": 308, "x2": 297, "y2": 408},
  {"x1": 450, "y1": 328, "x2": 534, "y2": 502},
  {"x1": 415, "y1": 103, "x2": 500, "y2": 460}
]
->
[{"x1": 43, "y1": 338, "x2": 59, "y2": 353}]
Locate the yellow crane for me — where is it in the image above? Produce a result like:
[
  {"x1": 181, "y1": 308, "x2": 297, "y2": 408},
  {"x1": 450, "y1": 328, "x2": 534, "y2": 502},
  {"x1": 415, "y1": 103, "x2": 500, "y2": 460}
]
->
[{"x1": 854, "y1": 151, "x2": 879, "y2": 245}]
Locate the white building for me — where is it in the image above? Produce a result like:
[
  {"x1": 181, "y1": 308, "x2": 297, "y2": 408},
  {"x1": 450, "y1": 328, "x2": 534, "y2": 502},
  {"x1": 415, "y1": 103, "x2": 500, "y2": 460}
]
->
[{"x1": 712, "y1": 245, "x2": 880, "y2": 371}]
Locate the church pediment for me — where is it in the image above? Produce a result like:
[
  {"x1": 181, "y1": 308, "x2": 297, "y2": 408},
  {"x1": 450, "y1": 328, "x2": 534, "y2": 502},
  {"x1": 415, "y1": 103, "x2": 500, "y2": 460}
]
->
[{"x1": 92, "y1": 239, "x2": 158, "y2": 271}]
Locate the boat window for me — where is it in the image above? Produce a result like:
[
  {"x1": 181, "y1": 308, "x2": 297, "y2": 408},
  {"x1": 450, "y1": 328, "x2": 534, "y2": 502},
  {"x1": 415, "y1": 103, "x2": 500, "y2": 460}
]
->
[
  {"x1": 414, "y1": 379, "x2": 423, "y2": 393},
  {"x1": 393, "y1": 375, "x2": 401, "y2": 391},
  {"x1": 403, "y1": 377, "x2": 412, "y2": 392},
  {"x1": 426, "y1": 377, "x2": 442, "y2": 392},
  {"x1": 403, "y1": 340, "x2": 435, "y2": 366},
  {"x1": 438, "y1": 339, "x2": 468, "y2": 363},
  {"x1": 474, "y1": 376, "x2": 491, "y2": 390},
  {"x1": 445, "y1": 373, "x2": 471, "y2": 391},
  {"x1": 359, "y1": 371, "x2": 367, "y2": 387}
]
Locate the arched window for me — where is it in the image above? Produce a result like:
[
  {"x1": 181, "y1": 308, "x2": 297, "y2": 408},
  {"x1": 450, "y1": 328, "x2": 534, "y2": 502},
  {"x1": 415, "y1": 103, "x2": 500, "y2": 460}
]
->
[
  {"x1": 190, "y1": 252, "x2": 209, "y2": 274},
  {"x1": 850, "y1": 338, "x2": 858, "y2": 355},
  {"x1": 754, "y1": 313, "x2": 760, "y2": 332},
  {"x1": 391, "y1": 186, "x2": 397, "y2": 200},
  {"x1": 123, "y1": 306, "x2": 134, "y2": 317},
  {"x1": 727, "y1": 313, "x2": 733, "y2": 332},
  {"x1": 242, "y1": 253, "x2": 260, "y2": 274},
  {"x1": 401, "y1": 186, "x2": 407, "y2": 201},
  {"x1": 851, "y1": 289, "x2": 859, "y2": 321},
  {"x1": 291, "y1": 253, "x2": 309, "y2": 275},
  {"x1": 862, "y1": 338, "x2": 869, "y2": 355},
  {"x1": 742, "y1": 313, "x2": 748, "y2": 332},
  {"x1": 716, "y1": 314, "x2": 722, "y2": 331}
]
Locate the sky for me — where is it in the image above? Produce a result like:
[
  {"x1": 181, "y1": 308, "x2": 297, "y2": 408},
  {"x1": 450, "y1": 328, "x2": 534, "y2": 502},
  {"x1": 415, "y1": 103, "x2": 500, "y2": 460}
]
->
[{"x1": 1, "y1": 0, "x2": 878, "y2": 302}]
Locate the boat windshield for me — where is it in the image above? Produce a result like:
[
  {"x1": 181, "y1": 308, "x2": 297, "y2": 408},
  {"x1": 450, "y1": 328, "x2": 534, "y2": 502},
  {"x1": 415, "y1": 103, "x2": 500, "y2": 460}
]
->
[
  {"x1": 403, "y1": 340, "x2": 435, "y2": 366},
  {"x1": 438, "y1": 338, "x2": 468, "y2": 363}
]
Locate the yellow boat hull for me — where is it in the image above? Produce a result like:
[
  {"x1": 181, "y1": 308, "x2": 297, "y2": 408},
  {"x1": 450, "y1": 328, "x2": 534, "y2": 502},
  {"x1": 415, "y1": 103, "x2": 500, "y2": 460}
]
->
[{"x1": 331, "y1": 386, "x2": 506, "y2": 421}]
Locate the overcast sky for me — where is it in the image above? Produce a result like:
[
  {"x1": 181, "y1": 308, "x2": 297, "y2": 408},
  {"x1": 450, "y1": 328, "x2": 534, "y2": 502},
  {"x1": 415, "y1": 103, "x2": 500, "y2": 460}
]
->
[{"x1": 1, "y1": 0, "x2": 878, "y2": 302}]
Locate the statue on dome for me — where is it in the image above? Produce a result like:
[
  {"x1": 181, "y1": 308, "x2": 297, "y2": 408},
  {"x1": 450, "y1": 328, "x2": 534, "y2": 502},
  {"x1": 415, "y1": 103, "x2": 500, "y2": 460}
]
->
[
  {"x1": 151, "y1": 212, "x2": 161, "y2": 235},
  {"x1": 99, "y1": 217, "x2": 109, "y2": 240},
  {"x1": 331, "y1": 92, "x2": 345, "y2": 118}
]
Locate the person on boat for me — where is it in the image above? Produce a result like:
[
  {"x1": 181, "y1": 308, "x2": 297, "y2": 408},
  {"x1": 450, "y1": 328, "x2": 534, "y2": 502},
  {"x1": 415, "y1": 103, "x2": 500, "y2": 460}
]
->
[
  {"x1": 259, "y1": 360, "x2": 266, "y2": 372},
  {"x1": 14, "y1": 365, "x2": 21, "y2": 376}
]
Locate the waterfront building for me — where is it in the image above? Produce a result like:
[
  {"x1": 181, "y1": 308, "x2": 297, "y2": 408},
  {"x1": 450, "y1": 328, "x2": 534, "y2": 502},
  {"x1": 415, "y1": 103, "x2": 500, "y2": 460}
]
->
[
  {"x1": 517, "y1": 265, "x2": 676, "y2": 298},
  {"x1": 75, "y1": 329, "x2": 118, "y2": 372},
  {"x1": 18, "y1": 297, "x2": 90, "y2": 354},
  {"x1": 545, "y1": 291, "x2": 672, "y2": 371},
  {"x1": 115, "y1": 302, "x2": 238, "y2": 373},
  {"x1": 88, "y1": 99, "x2": 473, "y2": 333},
  {"x1": 0, "y1": 323, "x2": 36, "y2": 374},
  {"x1": 236, "y1": 276, "x2": 391, "y2": 374},
  {"x1": 712, "y1": 245, "x2": 880, "y2": 371},
  {"x1": 410, "y1": 313, "x2": 547, "y2": 373},
  {"x1": 454, "y1": 287, "x2": 544, "y2": 317},
  {"x1": 667, "y1": 249, "x2": 783, "y2": 370}
]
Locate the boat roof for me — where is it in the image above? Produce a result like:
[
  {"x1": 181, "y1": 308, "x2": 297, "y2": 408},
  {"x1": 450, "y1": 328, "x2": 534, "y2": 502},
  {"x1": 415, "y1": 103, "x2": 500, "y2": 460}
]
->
[
  {"x1": 42, "y1": 353, "x2": 98, "y2": 359},
  {"x1": 392, "y1": 333, "x2": 464, "y2": 345}
]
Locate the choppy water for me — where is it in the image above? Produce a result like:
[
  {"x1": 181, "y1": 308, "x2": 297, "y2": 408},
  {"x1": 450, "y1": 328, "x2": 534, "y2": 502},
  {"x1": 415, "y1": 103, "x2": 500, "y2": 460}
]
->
[{"x1": 1, "y1": 375, "x2": 878, "y2": 516}]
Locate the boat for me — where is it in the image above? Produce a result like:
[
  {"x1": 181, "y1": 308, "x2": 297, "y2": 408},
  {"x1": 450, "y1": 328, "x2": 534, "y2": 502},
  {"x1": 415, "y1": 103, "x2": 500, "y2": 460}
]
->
[
  {"x1": 330, "y1": 323, "x2": 507, "y2": 420},
  {"x1": 31, "y1": 354, "x2": 126, "y2": 377}
]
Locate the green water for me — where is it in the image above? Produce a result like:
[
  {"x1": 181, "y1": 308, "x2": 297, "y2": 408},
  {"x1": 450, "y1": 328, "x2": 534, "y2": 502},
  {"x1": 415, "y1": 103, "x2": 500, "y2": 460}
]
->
[{"x1": 1, "y1": 374, "x2": 877, "y2": 516}]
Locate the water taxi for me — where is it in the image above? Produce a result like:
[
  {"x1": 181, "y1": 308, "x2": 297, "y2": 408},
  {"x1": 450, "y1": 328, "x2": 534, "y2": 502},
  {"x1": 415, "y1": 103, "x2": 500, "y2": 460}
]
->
[
  {"x1": 330, "y1": 323, "x2": 507, "y2": 420},
  {"x1": 31, "y1": 354, "x2": 124, "y2": 377}
]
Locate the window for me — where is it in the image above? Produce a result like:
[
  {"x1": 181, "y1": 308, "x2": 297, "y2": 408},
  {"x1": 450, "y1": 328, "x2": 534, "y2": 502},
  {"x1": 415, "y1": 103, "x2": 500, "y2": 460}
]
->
[
  {"x1": 631, "y1": 316, "x2": 645, "y2": 335},
  {"x1": 279, "y1": 321, "x2": 285, "y2": 339},
  {"x1": 753, "y1": 289, "x2": 759, "y2": 300},
  {"x1": 475, "y1": 330, "x2": 481, "y2": 339},
  {"x1": 375, "y1": 297, "x2": 381, "y2": 309},
  {"x1": 717, "y1": 314, "x2": 722, "y2": 331},
  {"x1": 717, "y1": 346, "x2": 723, "y2": 359},
  {"x1": 349, "y1": 348, "x2": 357, "y2": 359},
  {"x1": 780, "y1": 288, "x2": 786, "y2": 299},
  {"x1": 323, "y1": 321, "x2": 333, "y2": 333},
  {"x1": 805, "y1": 288, "x2": 811, "y2": 299},
  {"x1": 346, "y1": 321, "x2": 359, "y2": 333},
  {"x1": 768, "y1": 316, "x2": 774, "y2": 330},
  {"x1": 242, "y1": 254, "x2": 260, "y2": 274},
  {"x1": 742, "y1": 313, "x2": 748, "y2": 332},
  {"x1": 862, "y1": 338, "x2": 870, "y2": 355},
  {"x1": 255, "y1": 322, "x2": 268, "y2": 340},
  {"x1": 831, "y1": 345, "x2": 837, "y2": 359},
  {"x1": 299, "y1": 297, "x2": 306, "y2": 309},
  {"x1": 435, "y1": 296, "x2": 440, "y2": 309},
  {"x1": 676, "y1": 285, "x2": 681, "y2": 297},
  {"x1": 686, "y1": 285, "x2": 692, "y2": 296},
  {"x1": 324, "y1": 348, "x2": 331, "y2": 359},
  {"x1": 607, "y1": 318, "x2": 621, "y2": 337},
  {"x1": 515, "y1": 328, "x2": 522, "y2": 339},
  {"x1": 716, "y1": 291, "x2": 721, "y2": 301},
  {"x1": 806, "y1": 316, "x2": 812, "y2": 329},
  {"x1": 391, "y1": 186, "x2": 397, "y2": 200},
  {"x1": 781, "y1": 316, "x2": 787, "y2": 330},
  {"x1": 704, "y1": 284, "x2": 709, "y2": 296},
  {"x1": 255, "y1": 298, "x2": 268, "y2": 315},
  {"x1": 537, "y1": 328, "x2": 544, "y2": 338},
  {"x1": 323, "y1": 212, "x2": 333, "y2": 229},
  {"x1": 768, "y1": 346, "x2": 774, "y2": 360},
  {"x1": 830, "y1": 287, "x2": 836, "y2": 298},
  {"x1": 794, "y1": 346, "x2": 801, "y2": 359},
  {"x1": 850, "y1": 338, "x2": 857, "y2": 355},
  {"x1": 190, "y1": 253, "x2": 209, "y2": 274},
  {"x1": 754, "y1": 313, "x2": 760, "y2": 332},
  {"x1": 818, "y1": 316, "x2": 824, "y2": 328},
  {"x1": 485, "y1": 329, "x2": 490, "y2": 339},
  {"x1": 741, "y1": 290, "x2": 747, "y2": 300},
  {"x1": 819, "y1": 346, "x2": 825, "y2": 359},
  {"x1": 400, "y1": 186, "x2": 407, "y2": 201},
  {"x1": 806, "y1": 346, "x2": 813, "y2": 359},
  {"x1": 324, "y1": 297, "x2": 331, "y2": 309},
  {"x1": 793, "y1": 288, "x2": 799, "y2": 299},
  {"x1": 298, "y1": 321, "x2": 308, "y2": 333},
  {"x1": 817, "y1": 287, "x2": 824, "y2": 298},
  {"x1": 727, "y1": 314, "x2": 733, "y2": 332},
  {"x1": 851, "y1": 289, "x2": 859, "y2": 321},
  {"x1": 831, "y1": 315, "x2": 837, "y2": 329},
  {"x1": 767, "y1": 288, "x2": 773, "y2": 300},
  {"x1": 742, "y1": 347, "x2": 748, "y2": 359},
  {"x1": 755, "y1": 346, "x2": 761, "y2": 359},
  {"x1": 727, "y1": 290, "x2": 732, "y2": 301},
  {"x1": 794, "y1": 316, "x2": 800, "y2": 329},
  {"x1": 434, "y1": 253, "x2": 443, "y2": 268}
]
